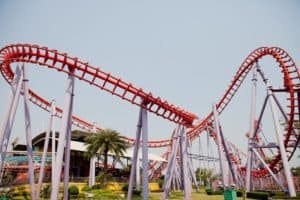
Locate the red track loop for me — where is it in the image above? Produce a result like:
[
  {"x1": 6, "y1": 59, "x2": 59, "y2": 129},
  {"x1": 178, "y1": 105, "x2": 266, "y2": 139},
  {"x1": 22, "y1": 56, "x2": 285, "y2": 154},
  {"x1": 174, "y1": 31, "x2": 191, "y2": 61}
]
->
[
  {"x1": 187, "y1": 47, "x2": 300, "y2": 176},
  {"x1": 0, "y1": 44, "x2": 197, "y2": 126},
  {"x1": 1, "y1": 44, "x2": 299, "y2": 176}
]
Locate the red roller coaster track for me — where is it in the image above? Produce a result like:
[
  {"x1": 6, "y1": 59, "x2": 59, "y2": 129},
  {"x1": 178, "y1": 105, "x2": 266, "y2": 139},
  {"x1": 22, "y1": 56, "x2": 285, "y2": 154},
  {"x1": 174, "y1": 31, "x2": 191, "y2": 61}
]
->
[{"x1": 0, "y1": 44, "x2": 299, "y2": 176}]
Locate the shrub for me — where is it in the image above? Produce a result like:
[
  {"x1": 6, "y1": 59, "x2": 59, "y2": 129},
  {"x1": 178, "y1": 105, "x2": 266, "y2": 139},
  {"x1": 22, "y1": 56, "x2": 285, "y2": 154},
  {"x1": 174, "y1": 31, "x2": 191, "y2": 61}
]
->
[
  {"x1": 205, "y1": 188, "x2": 213, "y2": 195},
  {"x1": 122, "y1": 183, "x2": 129, "y2": 192},
  {"x1": 247, "y1": 191, "x2": 269, "y2": 200},
  {"x1": 41, "y1": 185, "x2": 51, "y2": 198},
  {"x1": 68, "y1": 185, "x2": 79, "y2": 196},
  {"x1": 158, "y1": 179, "x2": 164, "y2": 189},
  {"x1": 92, "y1": 184, "x2": 104, "y2": 190},
  {"x1": 81, "y1": 185, "x2": 92, "y2": 192},
  {"x1": 236, "y1": 190, "x2": 243, "y2": 197},
  {"x1": 121, "y1": 183, "x2": 141, "y2": 196}
]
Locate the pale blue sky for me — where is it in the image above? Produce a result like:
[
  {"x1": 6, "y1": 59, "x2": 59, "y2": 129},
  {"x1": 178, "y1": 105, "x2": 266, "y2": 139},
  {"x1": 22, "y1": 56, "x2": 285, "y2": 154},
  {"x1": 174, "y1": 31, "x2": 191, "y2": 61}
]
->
[{"x1": 0, "y1": 1, "x2": 299, "y2": 166}]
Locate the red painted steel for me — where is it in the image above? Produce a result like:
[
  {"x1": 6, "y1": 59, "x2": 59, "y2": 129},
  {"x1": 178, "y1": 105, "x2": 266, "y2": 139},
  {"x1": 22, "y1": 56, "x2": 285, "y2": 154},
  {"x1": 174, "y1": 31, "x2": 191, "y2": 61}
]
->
[
  {"x1": 0, "y1": 44, "x2": 197, "y2": 127},
  {"x1": 1, "y1": 44, "x2": 299, "y2": 177}
]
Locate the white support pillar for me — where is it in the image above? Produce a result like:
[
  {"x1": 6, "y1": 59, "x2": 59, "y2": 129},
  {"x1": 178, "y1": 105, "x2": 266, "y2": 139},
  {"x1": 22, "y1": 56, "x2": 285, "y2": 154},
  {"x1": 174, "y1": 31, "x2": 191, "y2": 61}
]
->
[
  {"x1": 246, "y1": 65, "x2": 257, "y2": 192},
  {"x1": 22, "y1": 64, "x2": 36, "y2": 200},
  {"x1": 179, "y1": 126, "x2": 191, "y2": 199},
  {"x1": 268, "y1": 88, "x2": 296, "y2": 197},
  {"x1": 252, "y1": 148, "x2": 286, "y2": 191},
  {"x1": 163, "y1": 126, "x2": 180, "y2": 199},
  {"x1": 136, "y1": 147, "x2": 140, "y2": 190},
  {"x1": 141, "y1": 107, "x2": 148, "y2": 200},
  {"x1": 187, "y1": 143, "x2": 199, "y2": 192},
  {"x1": 0, "y1": 66, "x2": 23, "y2": 181},
  {"x1": 50, "y1": 74, "x2": 75, "y2": 200},
  {"x1": 51, "y1": 102, "x2": 56, "y2": 185},
  {"x1": 89, "y1": 124, "x2": 97, "y2": 187},
  {"x1": 213, "y1": 104, "x2": 228, "y2": 188},
  {"x1": 63, "y1": 115, "x2": 73, "y2": 200},
  {"x1": 127, "y1": 108, "x2": 143, "y2": 200},
  {"x1": 36, "y1": 101, "x2": 56, "y2": 199}
]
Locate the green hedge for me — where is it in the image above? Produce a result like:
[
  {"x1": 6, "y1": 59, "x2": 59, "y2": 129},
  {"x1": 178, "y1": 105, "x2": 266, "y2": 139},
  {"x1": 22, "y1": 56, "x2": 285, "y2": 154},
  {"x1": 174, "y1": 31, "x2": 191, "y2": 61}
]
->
[
  {"x1": 236, "y1": 190, "x2": 243, "y2": 197},
  {"x1": 247, "y1": 191, "x2": 269, "y2": 200},
  {"x1": 205, "y1": 188, "x2": 223, "y2": 195},
  {"x1": 68, "y1": 185, "x2": 79, "y2": 196}
]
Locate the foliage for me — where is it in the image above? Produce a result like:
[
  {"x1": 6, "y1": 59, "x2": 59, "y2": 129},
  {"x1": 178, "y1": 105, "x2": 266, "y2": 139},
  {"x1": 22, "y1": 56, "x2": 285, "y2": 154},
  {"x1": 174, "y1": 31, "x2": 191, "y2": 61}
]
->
[
  {"x1": 84, "y1": 129, "x2": 129, "y2": 172},
  {"x1": 96, "y1": 171, "x2": 113, "y2": 183},
  {"x1": 236, "y1": 190, "x2": 243, "y2": 197},
  {"x1": 68, "y1": 185, "x2": 79, "y2": 196},
  {"x1": 196, "y1": 168, "x2": 213, "y2": 186},
  {"x1": 81, "y1": 185, "x2": 92, "y2": 192},
  {"x1": 41, "y1": 185, "x2": 51, "y2": 198},
  {"x1": 246, "y1": 191, "x2": 269, "y2": 200},
  {"x1": 91, "y1": 184, "x2": 104, "y2": 190},
  {"x1": 205, "y1": 188, "x2": 213, "y2": 195},
  {"x1": 158, "y1": 179, "x2": 164, "y2": 189},
  {"x1": 121, "y1": 183, "x2": 141, "y2": 196},
  {"x1": 122, "y1": 183, "x2": 129, "y2": 192},
  {"x1": 0, "y1": 172, "x2": 14, "y2": 186},
  {"x1": 291, "y1": 166, "x2": 300, "y2": 176}
]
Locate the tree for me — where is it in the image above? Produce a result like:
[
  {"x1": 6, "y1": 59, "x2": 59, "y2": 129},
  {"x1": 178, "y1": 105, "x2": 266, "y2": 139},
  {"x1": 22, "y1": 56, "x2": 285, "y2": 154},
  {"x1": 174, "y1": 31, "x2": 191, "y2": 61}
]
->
[
  {"x1": 84, "y1": 129, "x2": 129, "y2": 172},
  {"x1": 195, "y1": 168, "x2": 213, "y2": 186}
]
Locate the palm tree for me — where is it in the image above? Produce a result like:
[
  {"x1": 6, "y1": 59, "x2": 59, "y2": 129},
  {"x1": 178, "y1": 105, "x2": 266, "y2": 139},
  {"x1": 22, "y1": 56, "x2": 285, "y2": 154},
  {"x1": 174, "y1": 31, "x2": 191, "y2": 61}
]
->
[{"x1": 84, "y1": 129, "x2": 129, "y2": 172}]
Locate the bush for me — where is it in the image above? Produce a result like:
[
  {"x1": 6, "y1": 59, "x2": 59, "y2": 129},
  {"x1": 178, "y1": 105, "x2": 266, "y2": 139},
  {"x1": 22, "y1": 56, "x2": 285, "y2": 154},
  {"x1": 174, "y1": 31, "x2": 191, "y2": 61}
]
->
[
  {"x1": 205, "y1": 188, "x2": 213, "y2": 195},
  {"x1": 92, "y1": 184, "x2": 104, "y2": 190},
  {"x1": 68, "y1": 185, "x2": 79, "y2": 196},
  {"x1": 121, "y1": 183, "x2": 141, "y2": 196},
  {"x1": 158, "y1": 179, "x2": 164, "y2": 189},
  {"x1": 236, "y1": 190, "x2": 243, "y2": 197},
  {"x1": 247, "y1": 191, "x2": 269, "y2": 200},
  {"x1": 41, "y1": 185, "x2": 51, "y2": 198},
  {"x1": 122, "y1": 183, "x2": 129, "y2": 192},
  {"x1": 81, "y1": 185, "x2": 92, "y2": 192}
]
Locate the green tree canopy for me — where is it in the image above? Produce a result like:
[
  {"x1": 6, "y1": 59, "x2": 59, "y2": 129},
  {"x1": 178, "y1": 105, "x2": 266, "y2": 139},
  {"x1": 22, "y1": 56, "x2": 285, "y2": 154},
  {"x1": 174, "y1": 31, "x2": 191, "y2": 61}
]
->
[{"x1": 84, "y1": 129, "x2": 129, "y2": 171}]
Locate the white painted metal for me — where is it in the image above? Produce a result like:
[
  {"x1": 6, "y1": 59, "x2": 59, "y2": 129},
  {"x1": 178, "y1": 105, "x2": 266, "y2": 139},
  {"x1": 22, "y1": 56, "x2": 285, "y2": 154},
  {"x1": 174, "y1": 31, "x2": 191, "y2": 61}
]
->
[
  {"x1": 268, "y1": 88, "x2": 296, "y2": 197},
  {"x1": 50, "y1": 74, "x2": 75, "y2": 200},
  {"x1": 51, "y1": 101, "x2": 56, "y2": 185},
  {"x1": 213, "y1": 104, "x2": 228, "y2": 188},
  {"x1": 36, "y1": 101, "x2": 56, "y2": 199},
  {"x1": 0, "y1": 66, "x2": 23, "y2": 181},
  {"x1": 127, "y1": 108, "x2": 142, "y2": 200},
  {"x1": 22, "y1": 65, "x2": 36, "y2": 200},
  {"x1": 141, "y1": 107, "x2": 149, "y2": 200},
  {"x1": 246, "y1": 66, "x2": 257, "y2": 192},
  {"x1": 252, "y1": 148, "x2": 286, "y2": 191}
]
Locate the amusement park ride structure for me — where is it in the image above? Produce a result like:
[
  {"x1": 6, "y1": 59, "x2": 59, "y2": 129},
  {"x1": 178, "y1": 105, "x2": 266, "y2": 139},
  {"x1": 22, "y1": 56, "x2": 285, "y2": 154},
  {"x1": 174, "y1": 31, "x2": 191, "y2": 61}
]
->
[{"x1": 0, "y1": 44, "x2": 299, "y2": 199}]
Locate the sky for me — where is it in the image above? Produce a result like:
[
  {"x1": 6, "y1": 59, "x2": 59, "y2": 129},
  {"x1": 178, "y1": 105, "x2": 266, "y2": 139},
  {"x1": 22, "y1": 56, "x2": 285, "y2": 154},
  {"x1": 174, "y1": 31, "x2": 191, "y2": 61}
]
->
[{"x1": 0, "y1": 1, "x2": 299, "y2": 167}]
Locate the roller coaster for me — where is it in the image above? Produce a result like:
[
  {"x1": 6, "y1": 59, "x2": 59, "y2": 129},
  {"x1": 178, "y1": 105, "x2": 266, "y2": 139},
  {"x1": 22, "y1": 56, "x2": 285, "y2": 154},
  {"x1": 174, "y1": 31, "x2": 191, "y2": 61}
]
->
[{"x1": 0, "y1": 44, "x2": 299, "y2": 199}]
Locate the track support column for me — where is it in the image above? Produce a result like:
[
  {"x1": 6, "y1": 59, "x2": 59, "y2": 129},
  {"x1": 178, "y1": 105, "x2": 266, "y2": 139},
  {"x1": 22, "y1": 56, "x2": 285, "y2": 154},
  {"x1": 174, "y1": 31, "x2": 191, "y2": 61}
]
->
[
  {"x1": 127, "y1": 103, "x2": 149, "y2": 200},
  {"x1": 0, "y1": 66, "x2": 23, "y2": 181},
  {"x1": 51, "y1": 74, "x2": 75, "y2": 200},
  {"x1": 141, "y1": 105, "x2": 149, "y2": 200},
  {"x1": 36, "y1": 100, "x2": 56, "y2": 199},
  {"x1": 268, "y1": 88, "x2": 296, "y2": 197},
  {"x1": 252, "y1": 148, "x2": 286, "y2": 191},
  {"x1": 163, "y1": 126, "x2": 181, "y2": 199},
  {"x1": 213, "y1": 104, "x2": 228, "y2": 188},
  {"x1": 246, "y1": 65, "x2": 257, "y2": 192},
  {"x1": 22, "y1": 64, "x2": 36, "y2": 200},
  {"x1": 179, "y1": 126, "x2": 191, "y2": 199},
  {"x1": 88, "y1": 124, "x2": 97, "y2": 187},
  {"x1": 51, "y1": 102, "x2": 57, "y2": 185}
]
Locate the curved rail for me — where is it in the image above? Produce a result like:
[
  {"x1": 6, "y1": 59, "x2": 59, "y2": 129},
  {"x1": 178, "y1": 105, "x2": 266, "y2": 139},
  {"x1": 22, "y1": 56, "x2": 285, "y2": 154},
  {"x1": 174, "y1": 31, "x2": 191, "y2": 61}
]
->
[
  {"x1": 187, "y1": 47, "x2": 300, "y2": 175},
  {"x1": 1, "y1": 44, "x2": 299, "y2": 175}
]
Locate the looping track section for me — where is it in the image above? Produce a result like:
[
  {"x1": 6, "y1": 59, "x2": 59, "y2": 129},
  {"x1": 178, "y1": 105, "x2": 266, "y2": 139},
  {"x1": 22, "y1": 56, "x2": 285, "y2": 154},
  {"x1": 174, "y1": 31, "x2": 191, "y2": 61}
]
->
[
  {"x1": 1, "y1": 44, "x2": 299, "y2": 172},
  {"x1": 0, "y1": 44, "x2": 197, "y2": 127}
]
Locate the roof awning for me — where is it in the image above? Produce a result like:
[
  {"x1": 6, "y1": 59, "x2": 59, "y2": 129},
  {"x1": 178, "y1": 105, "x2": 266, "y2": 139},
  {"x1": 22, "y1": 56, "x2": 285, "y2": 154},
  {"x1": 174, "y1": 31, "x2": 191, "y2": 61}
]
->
[{"x1": 71, "y1": 141, "x2": 166, "y2": 162}]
